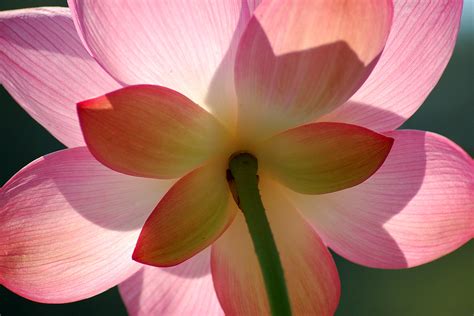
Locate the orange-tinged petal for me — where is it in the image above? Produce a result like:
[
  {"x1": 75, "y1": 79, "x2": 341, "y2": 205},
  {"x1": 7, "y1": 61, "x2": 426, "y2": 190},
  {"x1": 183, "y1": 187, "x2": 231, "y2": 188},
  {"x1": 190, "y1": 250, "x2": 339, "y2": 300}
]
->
[
  {"x1": 257, "y1": 122, "x2": 393, "y2": 194},
  {"x1": 235, "y1": 0, "x2": 393, "y2": 140},
  {"x1": 133, "y1": 164, "x2": 236, "y2": 267},
  {"x1": 290, "y1": 130, "x2": 474, "y2": 269},
  {"x1": 211, "y1": 180, "x2": 340, "y2": 315},
  {"x1": 78, "y1": 85, "x2": 230, "y2": 179}
]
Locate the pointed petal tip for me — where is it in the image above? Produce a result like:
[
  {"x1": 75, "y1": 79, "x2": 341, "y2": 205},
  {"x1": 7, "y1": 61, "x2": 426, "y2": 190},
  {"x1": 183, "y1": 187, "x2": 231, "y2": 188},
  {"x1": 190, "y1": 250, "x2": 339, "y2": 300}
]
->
[
  {"x1": 259, "y1": 122, "x2": 395, "y2": 195},
  {"x1": 132, "y1": 245, "x2": 187, "y2": 268},
  {"x1": 131, "y1": 165, "x2": 236, "y2": 268},
  {"x1": 294, "y1": 130, "x2": 473, "y2": 269}
]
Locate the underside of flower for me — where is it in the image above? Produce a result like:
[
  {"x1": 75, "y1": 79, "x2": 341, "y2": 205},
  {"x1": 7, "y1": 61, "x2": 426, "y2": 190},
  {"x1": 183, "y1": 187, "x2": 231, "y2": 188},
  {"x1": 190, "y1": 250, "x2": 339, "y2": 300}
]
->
[{"x1": 0, "y1": 1, "x2": 472, "y2": 315}]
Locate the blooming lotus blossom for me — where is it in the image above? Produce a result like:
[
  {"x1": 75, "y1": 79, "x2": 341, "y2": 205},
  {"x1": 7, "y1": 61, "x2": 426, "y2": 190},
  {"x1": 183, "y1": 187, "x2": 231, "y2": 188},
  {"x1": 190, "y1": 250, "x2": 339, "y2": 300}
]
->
[{"x1": 1, "y1": 0, "x2": 473, "y2": 315}]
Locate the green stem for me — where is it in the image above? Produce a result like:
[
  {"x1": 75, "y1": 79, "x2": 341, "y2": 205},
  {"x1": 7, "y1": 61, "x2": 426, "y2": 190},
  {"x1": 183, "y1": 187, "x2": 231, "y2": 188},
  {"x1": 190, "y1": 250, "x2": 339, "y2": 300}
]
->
[{"x1": 228, "y1": 153, "x2": 292, "y2": 316}]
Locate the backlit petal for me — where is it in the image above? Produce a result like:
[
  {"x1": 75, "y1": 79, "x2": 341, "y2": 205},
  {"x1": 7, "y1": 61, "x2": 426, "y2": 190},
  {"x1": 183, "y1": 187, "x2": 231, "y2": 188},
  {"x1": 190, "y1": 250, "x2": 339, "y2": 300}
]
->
[
  {"x1": 257, "y1": 122, "x2": 393, "y2": 194},
  {"x1": 133, "y1": 164, "x2": 235, "y2": 267},
  {"x1": 68, "y1": 0, "x2": 261, "y2": 126},
  {"x1": 0, "y1": 147, "x2": 173, "y2": 303},
  {"x1": 291, "y1": 131, "x2": 473, "y2": 268},
  {"x1": 0, "y1": 7, "x2": 121, "y2": 147},
  {"x1": 119, "y1": 250, "x2": 223, "y2": 316},
  {"x1": 234, "y1": 0, "x2": 393, "y2": 140},
  {"x1": 212, "y1": 180, "x2": 340, "y2": 315},
  {"x1": 78, "y1": 85, "x2": 231, "y2": 179},
  {"x1": 320, "y1": 0, "x2": 463, "y2": 131}
]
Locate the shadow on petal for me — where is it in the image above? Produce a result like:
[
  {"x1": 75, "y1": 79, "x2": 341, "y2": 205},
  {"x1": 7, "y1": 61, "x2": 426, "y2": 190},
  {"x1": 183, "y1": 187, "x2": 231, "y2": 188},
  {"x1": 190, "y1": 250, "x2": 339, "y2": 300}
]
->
[
  {"x1": 203, "y1": 0, "x2": 255, "y2": 129},
  {"x1": 226, "y1": 18, "x2": 378, "y2": 141},
  {"x1": 119, "y1": 249, "x2": 216, "y2": 316},
  {"x1": 317, "y1": 100, "x2": 406, "y2": 132},
  {"x1": 36, "y1": 148, "x2": 173, "y2": 232},
  {"x1": 291, "y1": 132, "x2": 431, "y2": 268}
]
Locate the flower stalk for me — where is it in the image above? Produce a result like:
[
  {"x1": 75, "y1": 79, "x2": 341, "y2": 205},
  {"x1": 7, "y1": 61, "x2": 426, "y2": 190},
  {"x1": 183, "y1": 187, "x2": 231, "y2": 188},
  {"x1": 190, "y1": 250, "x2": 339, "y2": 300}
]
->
[{"x1": 228, "y1": 153, "x2": 292, "y2": 316}]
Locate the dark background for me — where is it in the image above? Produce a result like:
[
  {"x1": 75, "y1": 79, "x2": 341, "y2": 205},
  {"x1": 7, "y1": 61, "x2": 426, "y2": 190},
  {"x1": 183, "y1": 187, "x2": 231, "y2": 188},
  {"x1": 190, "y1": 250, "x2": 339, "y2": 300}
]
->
[{"x1": 1, "y1": 1, "x2": 473, "y2": 315}]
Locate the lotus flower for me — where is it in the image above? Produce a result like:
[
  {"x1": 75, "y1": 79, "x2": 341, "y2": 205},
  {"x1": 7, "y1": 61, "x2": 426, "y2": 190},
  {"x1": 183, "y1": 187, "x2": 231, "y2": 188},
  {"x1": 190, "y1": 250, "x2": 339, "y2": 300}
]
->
[{"x1": 1, "y1": 1, "x2": 472, "y2": 315}]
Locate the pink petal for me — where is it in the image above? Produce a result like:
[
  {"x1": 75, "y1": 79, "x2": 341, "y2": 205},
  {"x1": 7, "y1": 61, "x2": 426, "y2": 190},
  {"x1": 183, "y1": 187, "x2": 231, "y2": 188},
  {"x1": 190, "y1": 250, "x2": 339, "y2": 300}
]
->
[
  {"x1": 257, "y1": 122, "x2": 393, "y2": 194},
  {"x1": 211, "y1": 179, "x2": 340, "y2": 315},
  {"x1": 320, "y1": 1, "x2": 463, "y2": 131},
  {"x1": 68, "y1": 0, "x2": 260, "y2": 127},
  {"x1": 119, "y1": 249, "x2": 223, "y2": 316},
  {"x1": 234, "y1": 0, "x2": 393, "y2": 140},
  {"x1": 77, "y1": 85, "x2": 231, "y2": 179},
  {"x1": 0, "y1": 147, "x2": 173, "y2": 303},
  {"x1": 290, "y1": 130, "x2": 473, "y2": 269},
  {"x1": 133, "y1": 164, "x2": 235, "y2": 267},
  {"x1": 0, "y1": 7, "x2": 121, "y2": 147}
]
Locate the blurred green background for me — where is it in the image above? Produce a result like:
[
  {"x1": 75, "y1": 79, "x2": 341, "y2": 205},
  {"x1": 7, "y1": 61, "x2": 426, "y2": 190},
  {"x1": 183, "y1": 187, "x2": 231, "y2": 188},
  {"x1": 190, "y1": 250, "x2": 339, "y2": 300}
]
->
[{"x1": 1, "y1": 1, "x2": 473, "y2": 315}]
